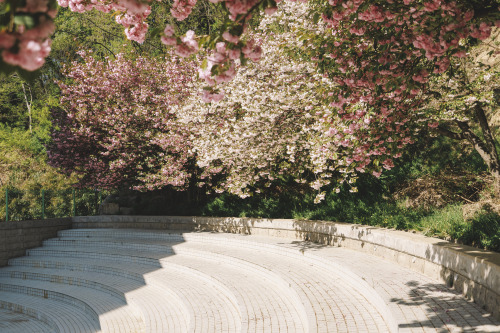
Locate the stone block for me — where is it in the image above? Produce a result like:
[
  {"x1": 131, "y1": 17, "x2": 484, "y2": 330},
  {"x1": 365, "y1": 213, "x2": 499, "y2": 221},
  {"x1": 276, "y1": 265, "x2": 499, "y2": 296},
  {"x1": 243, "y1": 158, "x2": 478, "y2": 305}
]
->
[{"x1": 100, "y1": 203, "x2": 120, "y2": 215}]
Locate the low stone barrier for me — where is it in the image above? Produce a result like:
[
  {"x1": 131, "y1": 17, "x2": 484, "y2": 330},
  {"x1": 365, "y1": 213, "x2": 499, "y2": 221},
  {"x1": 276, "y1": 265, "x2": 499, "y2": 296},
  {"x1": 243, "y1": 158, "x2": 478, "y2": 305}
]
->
[
  {"x1": 73, "y1": 215, "x2": 500, "y2": 320},
  {"x1": 0, "y1": 218, "x2": 73, "y2": 267}
]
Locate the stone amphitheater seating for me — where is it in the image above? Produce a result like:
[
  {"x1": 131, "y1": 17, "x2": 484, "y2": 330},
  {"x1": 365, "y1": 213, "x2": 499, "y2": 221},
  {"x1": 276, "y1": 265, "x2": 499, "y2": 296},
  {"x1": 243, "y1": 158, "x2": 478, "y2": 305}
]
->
[{"x1": 0, "y1": 216, "x2": 499, "y2": 332}]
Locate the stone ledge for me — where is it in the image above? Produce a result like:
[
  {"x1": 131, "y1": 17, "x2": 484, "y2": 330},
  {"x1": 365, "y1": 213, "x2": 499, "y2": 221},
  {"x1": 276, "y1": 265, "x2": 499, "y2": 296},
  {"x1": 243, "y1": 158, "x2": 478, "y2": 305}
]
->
[{"x1": 73, "y1": 215, "x2": 500, "y2": 319}]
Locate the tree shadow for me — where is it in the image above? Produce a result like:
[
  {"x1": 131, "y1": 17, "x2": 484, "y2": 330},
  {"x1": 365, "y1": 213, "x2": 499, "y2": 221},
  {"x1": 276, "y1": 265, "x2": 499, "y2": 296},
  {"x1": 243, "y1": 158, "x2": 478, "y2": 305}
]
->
[
  {"x1": 193, "y1": 216, "x2": 255, "y2": 234},
  {"x1": 391, "y1": 280, "x2": 498, "y2": 332},
  {"x1": 290, "y1": 218, "x2": 500, "y2": 329}
]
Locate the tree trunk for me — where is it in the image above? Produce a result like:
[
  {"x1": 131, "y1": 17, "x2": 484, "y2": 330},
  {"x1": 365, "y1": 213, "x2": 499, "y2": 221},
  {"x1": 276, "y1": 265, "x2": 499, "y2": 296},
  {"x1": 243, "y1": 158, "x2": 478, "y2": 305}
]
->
[
  {"x1": 21, "y1": 82, "x2": 33, "y2": 134},
  {"x1": 437, "y1": 103, "x2": 500, "y2": 198}
]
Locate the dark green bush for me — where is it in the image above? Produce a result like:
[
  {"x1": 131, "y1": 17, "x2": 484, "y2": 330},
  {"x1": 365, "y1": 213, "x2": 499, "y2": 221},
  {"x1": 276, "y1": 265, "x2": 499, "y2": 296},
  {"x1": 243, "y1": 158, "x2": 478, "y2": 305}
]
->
[{"x1": 456, "y1": 209, "x2": 500, "y2": 252}]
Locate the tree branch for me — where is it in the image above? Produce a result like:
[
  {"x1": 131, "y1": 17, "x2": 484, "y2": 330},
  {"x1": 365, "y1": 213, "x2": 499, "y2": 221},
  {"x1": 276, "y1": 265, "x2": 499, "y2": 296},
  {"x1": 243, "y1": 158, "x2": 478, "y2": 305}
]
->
[
  {"x1": 473, "y1": 102, "x2": 500, "y2": 164},
  {"x1": 436, "y1": 125, "x2": 464, "y2": 141}
]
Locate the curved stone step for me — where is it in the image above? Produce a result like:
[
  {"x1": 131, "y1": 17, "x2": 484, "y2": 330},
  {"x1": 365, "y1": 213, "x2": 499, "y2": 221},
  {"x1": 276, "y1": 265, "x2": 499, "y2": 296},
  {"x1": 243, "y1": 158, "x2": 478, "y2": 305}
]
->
[
  {"x1": 4, "y1": 228, "x2": 494, "y2": 332},
  {"x1": 160, "y1": 252, "x2": 306, "y2": 332},
  {"x1": 46, "y1": 233, "x2": 394, "y2": 331},
  {"x1": 0, "y1": 266, "x2": 188, "y2": 332},
  {"x1": 28, "y1": 243, "x2": 307, "y2": 331},
  {"x1": 0, "y1": 278, "x2": 145, "y2": 333},
  {"x1": 0, "y1": 267, "x2": 133, "y2": 301},
  {"x1": 0, "y1": 306, "x2": 54, "y2": 333},
  {"x1": 174, "y1": 241, "x2": 390, "y2": 332},
  {"x1": 9, "y1": 256, "x2": 240, "y2": 333},
  {"x1": 145, "y1": 262, "x2": 243, "y2": 333},
  {"x1": 57, "y1": 228, "x2": 185, "y2": 241},
  {"x1": 0, "y1": 290, "x2": 100, "y2": 333},
  {"x1": 178, "y1": 231, "x2": 500, "y2": 333}
]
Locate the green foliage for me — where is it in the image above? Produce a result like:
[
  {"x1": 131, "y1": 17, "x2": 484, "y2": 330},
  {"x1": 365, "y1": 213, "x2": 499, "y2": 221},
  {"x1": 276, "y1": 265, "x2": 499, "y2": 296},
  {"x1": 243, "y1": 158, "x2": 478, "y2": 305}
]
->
[
  {"x1": 417, "y1": 205, "x2": 467, "y2": 238},
  {"x1": 200, "y1": 188, "x2": 500, "y2": 252},
  {"x1": 0, "y1": 124, "x2": 93, "y2": 221},
  {"x1": 384, "y1": 133, "x2": 488, "y2": 190},
  {"x1": 0, "y1": 125, "x2": 44, "y2": 156},
  {"x1": 0, "y1": 187, "x2": 106, "y2": 221},
  {"x1": 453, "y1": 208, "x2": 500, "y2": 252},
  {"x1": 52, "y1": 8, "x2": 129, "y2": 63},
  {"x1": 0, "y1": 74, "x2": 26, "y2": 128}
]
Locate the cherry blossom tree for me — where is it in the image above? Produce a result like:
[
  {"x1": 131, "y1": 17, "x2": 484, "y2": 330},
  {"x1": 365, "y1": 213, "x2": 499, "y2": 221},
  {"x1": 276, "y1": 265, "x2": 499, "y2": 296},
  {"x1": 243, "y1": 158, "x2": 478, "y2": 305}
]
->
[
  {"x1": 48, "y1": 51, "x2": 198, "y2": 190},
  {"x1": 0, "y1": 1, "x2": 498, "y2": 78},
  {"x1": 299, "y1": 0, "x2": 500, "y2": 194},
  {"x1": 175, "y1": 4, "x2": 335, "y2": 200},
  {"x1": 174, "y1": 2, "x2": 400, "y2": 201},
  {"x1": 3, "y1": 0, "x2": 499, "y2": 197},
  {"x1": 176, "y1": 0, "x2": 499, "y2": 199}
]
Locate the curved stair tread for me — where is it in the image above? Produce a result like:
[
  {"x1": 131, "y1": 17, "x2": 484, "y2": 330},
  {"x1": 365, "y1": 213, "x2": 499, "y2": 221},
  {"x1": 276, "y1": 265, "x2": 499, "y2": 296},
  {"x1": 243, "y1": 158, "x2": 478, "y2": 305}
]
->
[
  {"x1": 51, "y1": 230, "x2": 393, "y2": 331},
  {"x1": 58, "y1": 229, "x2": 186, "y2": 241},
  {"x1": 0, "y1": 266, "x2": 188, "y2": 333},
  {"x1": 0, "y1": 277, "x2": 145, "y2": 333},
  {"x1": 0, "y1": 306, "x2": 54, "y2": 333},
  {"x1": 3, "y1": 228, "x2": 497, "y2": 332},
  {"x1": 282, "y1": 240, "x2": 500, "y2": 333},
  {"x1": 158, "y1": 252, "x2": 307, "y2": 332},
  {"x1": 141, "y1": 263, "x2": 242, "y2": 333},
  {"x1": 26, "y1": 245, "x2": 300, "y2": 332},
  {"x1": 8, "y1": 256, "x2": 157, "y2": 282},
  {"x1": 169, "y1": 240, "x2": 390, "y2": 332},
  {"x1": 50, "y1": 233, "x2": 392, "y2": 331},
  {"x1": 9, "y1": 256, "x2": 239, "y2": 333},
  {"x1": 27, "y1": 246, "x2": 169, "y2": 265},
  {"x1": 32, "y1": 241, "x2": 309, "y2": 331},
  {"x1": 187, "y1": 232, "x2": 500, "y2": 333},
  {"x1": 0, "y1": 290, "x2": 100, "y2": 333}
]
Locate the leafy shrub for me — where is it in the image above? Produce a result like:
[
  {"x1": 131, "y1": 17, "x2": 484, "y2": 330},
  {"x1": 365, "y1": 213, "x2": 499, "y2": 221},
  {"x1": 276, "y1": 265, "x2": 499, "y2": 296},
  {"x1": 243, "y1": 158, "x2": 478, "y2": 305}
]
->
[{"x1": 456, "y1": 209, "x2": 500, "y2": 252}]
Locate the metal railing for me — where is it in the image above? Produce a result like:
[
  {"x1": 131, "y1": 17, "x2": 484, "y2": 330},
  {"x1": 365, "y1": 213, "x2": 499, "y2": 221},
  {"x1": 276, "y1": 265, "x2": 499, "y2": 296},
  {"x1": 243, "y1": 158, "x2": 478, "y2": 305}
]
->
[{"x1": 2, "y1": 187, "x2": 109, "y2": 222}]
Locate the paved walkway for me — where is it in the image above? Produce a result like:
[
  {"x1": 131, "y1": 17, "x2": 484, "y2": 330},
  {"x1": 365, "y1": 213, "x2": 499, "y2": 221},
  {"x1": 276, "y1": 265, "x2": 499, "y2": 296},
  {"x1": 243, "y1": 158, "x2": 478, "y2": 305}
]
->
[{"x1": 0, "y1": 229, "x2": 498, "y2": 332}]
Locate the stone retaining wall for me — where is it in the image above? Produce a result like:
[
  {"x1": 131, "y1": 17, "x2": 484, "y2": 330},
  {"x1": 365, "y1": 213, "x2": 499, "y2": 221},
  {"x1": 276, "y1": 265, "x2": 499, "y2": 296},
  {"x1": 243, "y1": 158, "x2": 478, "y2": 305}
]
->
[
  {"x1": 0, "y1": 218, "x2": 73, "y2": 267},
  {"x1": 73, "y1": 215, "x2": 500, "y2": 320}
]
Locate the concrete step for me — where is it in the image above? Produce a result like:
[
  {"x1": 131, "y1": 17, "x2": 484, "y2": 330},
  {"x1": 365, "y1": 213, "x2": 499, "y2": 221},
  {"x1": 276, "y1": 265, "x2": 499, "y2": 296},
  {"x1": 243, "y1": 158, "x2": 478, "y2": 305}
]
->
[
  {"x1": 8, "y1": 256, "x2": 240, "y2": 332},
  {"x1": 29, "y1": 242, "x2": 308, "y2": 331},
  {"x1": 44, "y1": 233, "x2": 393, "y2": 332},
  {"x1": 0, "y1": 277, "x2": 145, "y2": 333},
  {"x1": 49, "y1": 231, "x2": 395, "y2": 331},
  {"x1": 0, "y1": 305, "x2": 54, "y2": 333},
  {"x1": 0, "y1": 290, "x2": 100, "y2": 333},
  {"x1": 2, "y1": 227, "x2": 498, "y2": 332},
  {"x1": 27, "y1": 245, "x2": 305, "y2": 331},
  {"x1": 58, "y1": 228, "x2": 187, "y2": 241},
  {"x1": 0, "y1": 265, "x2": 191, "y2": 332}
]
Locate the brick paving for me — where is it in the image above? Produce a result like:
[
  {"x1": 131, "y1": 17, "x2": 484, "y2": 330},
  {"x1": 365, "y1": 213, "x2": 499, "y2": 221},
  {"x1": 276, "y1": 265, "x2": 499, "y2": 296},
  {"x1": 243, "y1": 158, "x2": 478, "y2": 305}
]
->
[{"x1": 0, "y1": 229, "x2": 498, "y2": 332}]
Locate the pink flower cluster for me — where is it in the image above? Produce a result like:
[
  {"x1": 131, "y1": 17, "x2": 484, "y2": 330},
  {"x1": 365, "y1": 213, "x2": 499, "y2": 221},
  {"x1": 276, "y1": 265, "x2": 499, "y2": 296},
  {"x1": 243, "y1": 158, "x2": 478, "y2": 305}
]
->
[
  {"x1": 198, "y1": 42, "x2": 238, "y2": 86},
  {"x1": 198, "y1": 39, "x2": 261, "y2": 93},
  {"x1": 116, "y1": 7, "x2": 151, "y2": 43},
  {"x1": 161, "y1": 28, "x2": 199, "y2": 58},
  {"x1": 171, "y1": 0, "x2": 198, "y2": 21},
  {"x1": 175, "y1": 30, "x2": 199, "y2": 57},
  {"x1": 0, "y1": 0, "x2": 56, "y2": 71},
  {"x1": 160, "y1": 25, "x2": 177, "y2": 45},
  {"x1": 311, "y1": 0, "x2": 499, "y2": 178},
  {"x1": 225, "y1": 0, "x2": 261, "y2": 20},
  {"x1": 58, "y1": 0, "x2": 153, "y2": 44}
]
